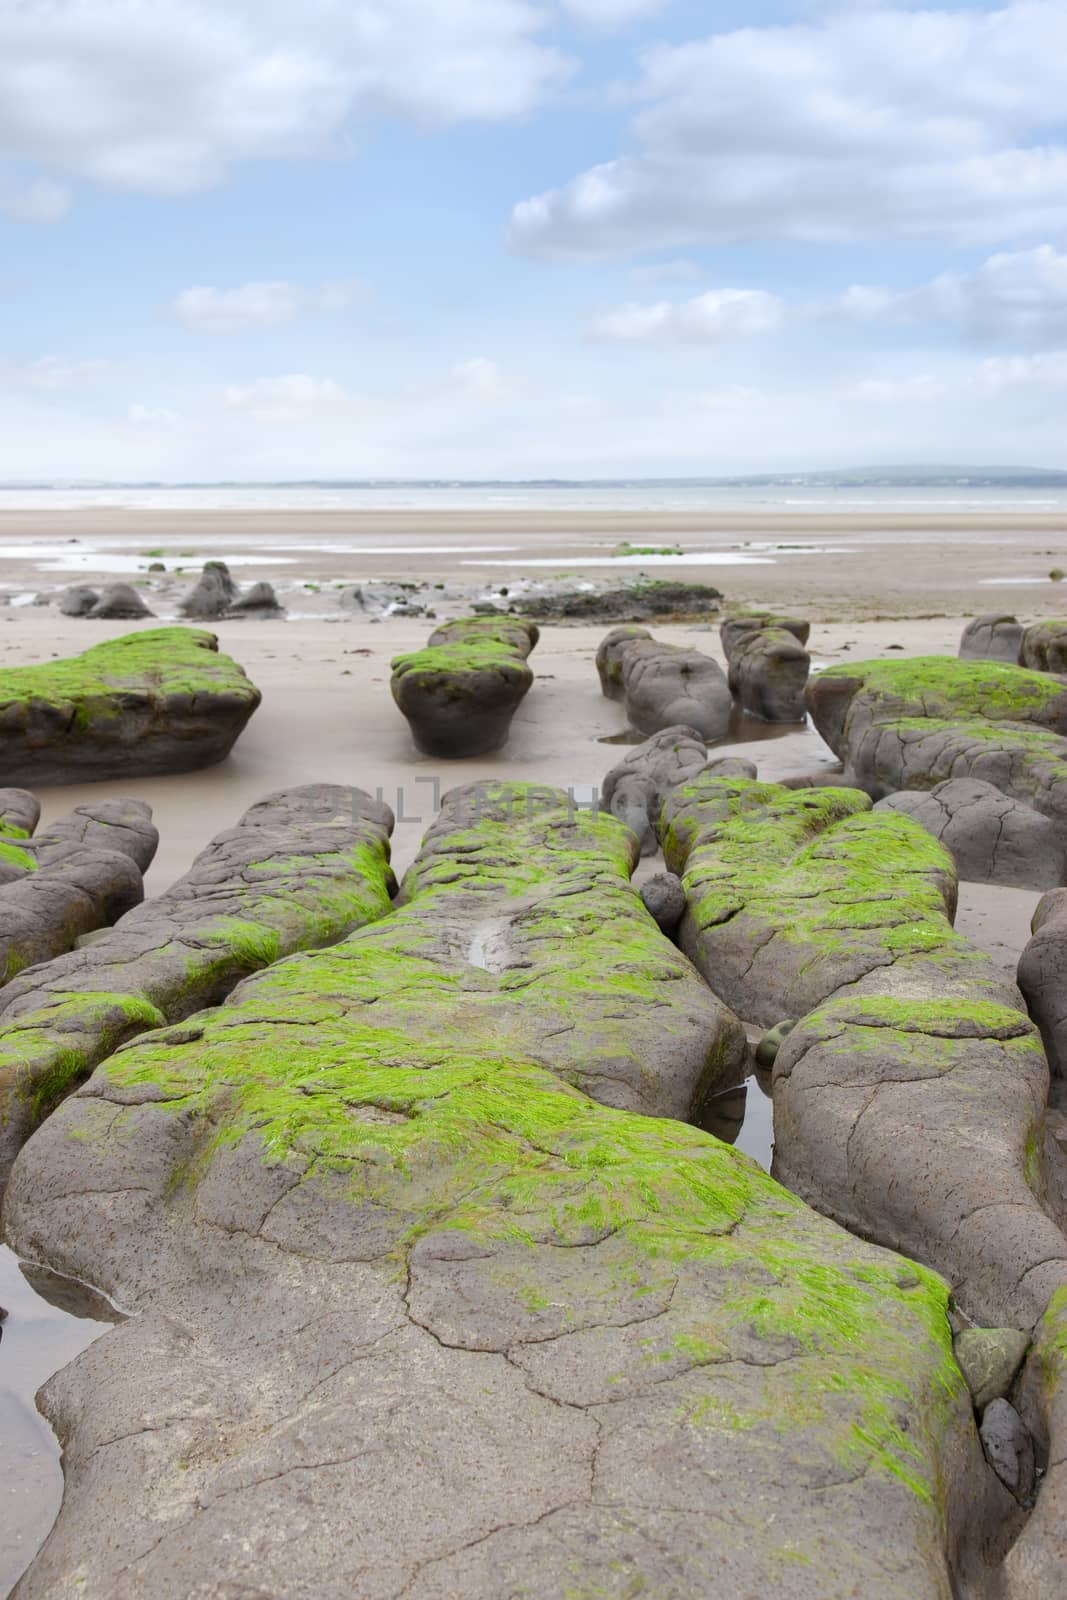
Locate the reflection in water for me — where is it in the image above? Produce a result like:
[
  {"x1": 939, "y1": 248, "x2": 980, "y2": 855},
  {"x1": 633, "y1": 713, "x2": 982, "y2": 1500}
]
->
[
  {"x1": 0, "y1": 1245, "x2": 121, "y2": 1596},
  {"x1": 700, "y1": 1071, "x2": 774, "y2": 1172}
]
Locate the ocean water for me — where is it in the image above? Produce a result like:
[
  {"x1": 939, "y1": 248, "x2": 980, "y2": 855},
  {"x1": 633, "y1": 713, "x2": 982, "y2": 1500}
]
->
[{"x1": 1, "y1": 484, "x2": 1066, "y2": 514}]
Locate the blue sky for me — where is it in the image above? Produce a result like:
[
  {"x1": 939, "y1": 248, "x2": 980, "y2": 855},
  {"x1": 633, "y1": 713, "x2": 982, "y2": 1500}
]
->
[{"x1": 2, "y1": 0, "x2": 1067, "y2": 478}]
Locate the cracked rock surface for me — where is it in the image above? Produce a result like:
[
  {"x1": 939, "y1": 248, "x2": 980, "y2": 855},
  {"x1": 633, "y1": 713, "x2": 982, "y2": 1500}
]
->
[
  {"x1": 1020, "y1": 620, "x2": 1067, "y2": 674},
  {"x1": 875, "y1": 777, "x2": 1065, "y2": 890},
  {"x1": 0, "y1": 792, "x2": 154, "y2": 990},
  {"x1": 600, "y1": 725, "x2": 709, "y2": 856},
  {"x1": 391, "y1": 617, "x2": 539, "y2": 757},
  {"x1": 0, "y1": 785, "x2": 396, "y2": 1189},
  {"x1": 596, "y1": 626, "x2": 732, "y2": 741},
  {"x1": 661, "y1": 773, "x2": 1067, "y2": 1333},
  {"x1": 959, "y1": 615, "x2": 1025, "y2": 664},
  {"x1": 721, "y1": 611, "x2": 812, "y2": 722},
  {"x1": 2, "y1": 783, "x2": 1012, "y2": 1598},
  {"x1": 0, "y1": 626, "x2": 261, "y2": 785}
]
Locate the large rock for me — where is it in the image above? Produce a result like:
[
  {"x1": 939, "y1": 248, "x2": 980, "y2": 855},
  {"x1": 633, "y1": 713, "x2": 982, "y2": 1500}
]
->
[
  {"x1": 959, "y1": 615, "x2": 1024, "y2": 664},
  {"x1": 662, "y1": 773, "x2": 1067, "y2": 1332},
  {"x1": 600, "y1": 724, "x2": 708, "y2": 856},
  {"x1": 519, "y1": 580, "x2": 723, "y2": 623},
  {"x1": 391, "y1": 617, "x2": 539, "y2": 757},
  {"x1": 1020, "y1": 620, "x2": 1067, "y2": 674},
  {"x1": 721, "y1": 612, "x2": 811, "y2": 723},
  {"x1": 179, "y1": 560, "x2": 239, "y2": 619},
  {"x1": 0, "y1": 797, "x2": 154, "y2": 986},
  {"x1": 1018, "y1": 888, "x2": 1067, "y2": 1100},
  {"x1": 875, "y1": 778, "x2": 1065, "y2": 889},
  {"x1": 596, "y1": 627, "x2": 732, "y2": 741},
  {"x1": 807, "y1": 655, "x2": 1067, "y2": 845},
  {"x1": 57, "y1": 586, "x2": 100, "y2": 618},
  {"x1": 88, "y1": 584, "x2": 154, "y2": 619},
  {"x1": 1002, "y1": 1289, "x2": 1067, "y2": 1597},
  {"x1": 0, "y1": 626, "x2": 261, "y2": 784},
  {"x1": 2, "y1": 783, "x2": 1012, "y2": 1599},
  {"x1": 0, "y1": 785, "x2": 395, "y2": 1187},
  {"x1": 230, "y1": 580, "x2": 283, "y2": 614}
]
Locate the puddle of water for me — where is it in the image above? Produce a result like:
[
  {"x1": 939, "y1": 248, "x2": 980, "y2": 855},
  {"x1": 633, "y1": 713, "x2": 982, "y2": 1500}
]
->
[
  {"x1": 0, "y1": 1245, "x2": 120, "y2": 1596},
  {"x1": 598, "y1": 711, "x2": 806, "y2": 749},
  {"x1": 700, "y1": 1072, "x2": 774, "y2": 1172}
]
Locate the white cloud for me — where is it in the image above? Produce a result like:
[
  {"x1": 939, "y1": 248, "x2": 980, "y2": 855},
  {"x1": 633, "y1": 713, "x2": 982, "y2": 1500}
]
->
[
  {"x1": 831, "y1": 246, "x2": 1067, "y2": 345},
  {"x1": 977, "y1": 351, "x2": 1067, "y2": 391},
  {"x1": 511, "y1": 2, "x2": 1067, "y2": 257},
  {"x1": 171, "y1": 278, "x2": 360, "y2": 334},
  {"x1": 591, "y1": 288, "x2": 784, "y2": 344},
  {"x1": 128, "y1": 403, "x2": 180, "y2": 426},
  {"x1": 451, "y1": 357, "x2": 509, "y2": 397},
  {"x1": 0, "y1": 1, "x2": 569, "y2": 208},
  {"x1": 0, "y1": 356, "x2": 109, "y2": 390},
  {"x1": 224, "y1": 374, "x2": 354, "y2": 420},
  {"x1": 0, "y1": 177, "x2": 71, "y2": 223}
]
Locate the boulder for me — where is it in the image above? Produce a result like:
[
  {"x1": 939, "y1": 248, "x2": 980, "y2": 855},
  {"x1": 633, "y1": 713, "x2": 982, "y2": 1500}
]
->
[
  {"x1": 58, "y1": 586, "x2": 100, "y2": 617},
  {"x1": 954, "y1": 1328, "x2": 1030, "y2": 1412},
  {"x1": 806, "y1": 656, "x2": 1067, "y2": 846},
  {"x1": 959, "y1": 615, "x2": 1024, "y2": 664},
  {"x1": 88, "y1": 584, "x2": 154, "y2": 619},
  {"x1": 721, "y1": 612, "x2": 811, "y2": 722},
  {"x1": 0, "y1": 626, "x2": 261, "y2": 785},
  {"x1": 519, "y1": 581, "x2": 723, "y2": 623},
  {"x1": 0, "y1": 785, "x2": 395, "y2": 1186},
  {"x1": 1018, "y1": 889, "x2": 1067, "y2": 1100},
  {"x1": 875, "y1": 778, "x2": 1065, "y2": 889},
  {"x1": 230, "y1": 580, "x2": 283, "y2": 614},
  {"x1": 1000, "y1": 1290, "x2": 1067, "y2": 1597},
  {"x1": 3, "y1": 783, "x2": 1003, "y2": 1600},
  {"x1": 980, "y1": 1402, "x2": 1035, "y2": 1504},
  {"x1": 601, "y1": 724, "x2": 708, "y2": 856},
  {"x1": 1021, "y1": 620, "x2": 1067, "y2": 674},
  {"x1": 0, "y1": 797, "x2": 153, "y2": 987},
  {"x1": 597, "y1": 627, "x2": 732, "y2": 742},
  {"x1": 180, "y1": 560, "x2": 239, "y2": 619},
  {"x1": 662, "y1": 773, "x2": 1067, "y2": 1332},
  {"x1": 639, "y1": 871, "x2": 687, "y2": 931},
  {"x1": 391, "y1": 617, "x2": 539, "y2": 758}
]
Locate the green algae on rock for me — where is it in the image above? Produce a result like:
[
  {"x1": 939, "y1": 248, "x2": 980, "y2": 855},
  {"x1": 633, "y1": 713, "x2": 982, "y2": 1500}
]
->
[
  {"x1": 3, "y1": 781, "x2": 1009, "y2": 1599},
  {"x1": 662, "y1": 772, "x2": 1067, "y2": 1333},
  {"x1": 0, "y1": 785, "x2": 396, "y2": 1187},
  {"x1": 720, "y1": 612, "x2": 812, "y2": 723},
  {"x1": 391, "y1": 616, "x2": 539, "y2": 757},
  {"x1": 0, "y1": 626, "x2": 261, "y2": 784}
]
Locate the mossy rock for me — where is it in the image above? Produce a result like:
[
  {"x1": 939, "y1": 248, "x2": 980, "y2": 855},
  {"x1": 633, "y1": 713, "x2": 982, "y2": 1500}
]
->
[
  {"x1": 391, "y1": 617, "x2": 539, "y2": 757},
  {"x1": 0, "y1": 627, "x2": 261, "y2": 784},
  {"x1": 4, "y1": 781, "x2": 994, "y2": 1599}
]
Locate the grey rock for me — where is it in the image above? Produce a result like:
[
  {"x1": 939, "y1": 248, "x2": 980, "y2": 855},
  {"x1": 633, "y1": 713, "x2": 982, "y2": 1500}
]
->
[
  {"x1": 519, "y1": 581, "x2": 723, "y2": 623},
  {"x1": 1021, "y1": 620, "x2": 1067, "y2": 674},
  {"x1": 596, "y1": 627, "x2": 732, "y2": 741},
  {"x1": 954, "y1": 1328, "x2": 1030, "y2": 1411},
  {"x1": 180, "y1": 561, "x2": 239, "y2": 619},
  {"x1": 230, "y1": 581, "x2": 283, "y2": 614},
  {"x1": 875, "y1": 778, "x2": 1065, "y2": 889},
  {"x1": 601, "y1": 725, "x2": 708, "y2": 856},
  {"x1": 980, "y1": 1400, "x2": 1036, "y2": 1503},
  {"x1": 704, "y1": 756, "x2": 758, "y2": 780},
  {"x1": 639, "y1": 871, "x2": 686, "y2": 931},
  {"x1": 391, "y1": 618, "x2": 539, "y2": 758},
  {"x1": 88, "y1": 584, "x2": 154, "y2": 619},
  {"x1": 959, "y1": 615, "x2": 1024, "y2": 664},
  {"x1": 755, "y1": 1020, "x2": 797, "y2": 1071},
  {"x1": 722, "y1": 614, "x2": 811, "y2": 723},
  {"x1": 1018, "y1": 888, "x2": 1067, "y2": 1099},
  {"x1": 58, "y1": 586, "x2": 99, "y2": 617},
  {"x1": 0, "y1": 785, "x2": 395, "y2": 1186}
]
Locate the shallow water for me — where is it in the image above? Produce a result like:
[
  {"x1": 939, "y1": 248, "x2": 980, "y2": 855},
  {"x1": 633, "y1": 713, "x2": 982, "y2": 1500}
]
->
[{"x1": 0, "y1": 1246, "x2": 119, "y2": 1596}]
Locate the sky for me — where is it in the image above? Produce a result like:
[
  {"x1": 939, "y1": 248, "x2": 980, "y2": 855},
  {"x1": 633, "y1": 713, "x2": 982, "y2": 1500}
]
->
[{"x1": 2, "y1": 0, "x2": 1067, "y2": 480}]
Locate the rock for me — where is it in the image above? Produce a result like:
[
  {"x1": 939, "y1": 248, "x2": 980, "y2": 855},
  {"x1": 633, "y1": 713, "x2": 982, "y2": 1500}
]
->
[
  {"x1": 806, "y1": 655, "x2": 1067, "y2": 846},
  {"x1": 1021, "y1": 620, "x2": 1067, "y2": 674},
  {"x1": 875, "y1": 778, "x2": 1065, "y2": 889},
  {"x1": 1000, "y1": 1292, "x2": 1067, "y2": 1597},
  {"x1": 704, "y1": 756, "x2": 758, "y2": 780},
  {"x1": 662, "y1": 772, "x2": 1067, "y2": 1331},
  {"x1": 721, "y1": 612, "x2": 811, "y2": 722},
  {"x1": 639, "y1": 871, "x2": 686, "y2": 931},
  {"x1": 148, "y1": 562, "x2": 166, "y2": 573},
  {"x1": 230, "y1": 581, "x2": 283, "y2": 614},
  {"x1": 0, "y1": 788, "x2": 40, "y2": 838},
  {"x1": 88, "y1": 584, "x2": 155, "y2": 619},
  {"x1": 391, "y1": 617, "x2": 539, "y2": 758},
  {"x1": 0, "y1": 797, "x2": 152, "y2": 988},
  {"x1": 180, "y1": 560, "x2": 239, "y2": 619},
  {"x1": 0, "y1": 626, "x2": 261, "y2": 785},
  {"x1": 755, "y1": 1019, "x2": 797, "y2": 1070},
  {"x1": 0, "y1": 785, "x2": 395, "y2": 1186},
  {"x1": 954, "y1": 1328, "x2": 1030, "y2": 1411},
  {"x1": 959, "y1": 615, "x2": 1024, "y2": 663},
  {"x1": 601, "y1": 725, "x2": 708, "y2": 856},
  {"x1": 3, "y1": 783, "x2": 992, "y2": 1600},
  {"x1": 1018, "y1": 889, "x2": 1067, "y2": 1098},
  {"x1": 519, "y1": 580, "x2": 723, "y2": 623},
  {"x1": 597, "y1": 627, "x2": 732, "y2": 741},
  {"x1": 980, "y1": 1401, "x2": 1036, "y2": 1504},
  {"x1": 58, "y1": 586, "x2": 99, "y2": 617}
]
